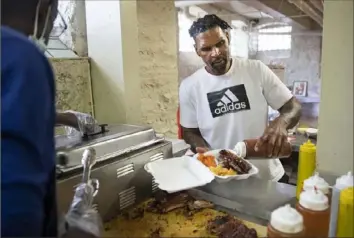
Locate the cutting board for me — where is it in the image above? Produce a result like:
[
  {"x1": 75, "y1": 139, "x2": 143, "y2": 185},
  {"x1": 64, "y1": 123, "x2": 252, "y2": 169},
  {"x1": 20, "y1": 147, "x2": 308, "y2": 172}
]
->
[{"x1": 104, "y1": 201, "x2": 267, "y2": 237}]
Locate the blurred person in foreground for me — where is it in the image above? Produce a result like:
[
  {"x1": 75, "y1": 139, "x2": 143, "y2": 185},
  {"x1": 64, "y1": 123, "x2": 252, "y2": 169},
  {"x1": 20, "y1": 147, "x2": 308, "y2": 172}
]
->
[
  {"x1": 179, "y1": 15, "x2": 301, "y2": 183},
  {"x1": 1, "y1": 0, "x2": 101, "y2": 237}
]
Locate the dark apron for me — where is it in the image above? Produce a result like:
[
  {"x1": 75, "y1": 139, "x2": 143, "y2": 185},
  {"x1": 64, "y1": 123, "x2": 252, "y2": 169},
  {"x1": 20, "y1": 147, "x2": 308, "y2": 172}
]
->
[{"x1": 42, "y1": 168, "x2": 58, "y2": 237}]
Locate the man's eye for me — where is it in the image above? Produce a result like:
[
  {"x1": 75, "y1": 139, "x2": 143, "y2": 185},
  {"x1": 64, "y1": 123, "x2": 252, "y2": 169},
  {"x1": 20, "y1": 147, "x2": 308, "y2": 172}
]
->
[
  {"x1": 215, "y1": 40, "x2": 225, "y2": 48},
  {"x1": 201, "y1": 47, "x2": 212, "y2": 52}
]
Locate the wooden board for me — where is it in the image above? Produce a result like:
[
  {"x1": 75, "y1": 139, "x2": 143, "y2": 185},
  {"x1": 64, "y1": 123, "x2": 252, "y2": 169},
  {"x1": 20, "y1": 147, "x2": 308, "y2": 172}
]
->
[{"x1": 104, "y1": 200, "x2": 267, "y2": 237}]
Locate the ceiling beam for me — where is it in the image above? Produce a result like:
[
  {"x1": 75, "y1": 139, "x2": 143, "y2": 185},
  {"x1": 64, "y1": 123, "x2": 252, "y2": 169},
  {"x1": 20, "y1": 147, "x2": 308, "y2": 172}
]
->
[
  {"x1": 308, "y1": 0, "x2": 324, "y2": 13},
  {"x1": 243, "y1": 0, "x2": 321, "y2": 30},
  {"x1": 288, "y1": 0, "x2": 323, "y2": 27},
  {"x1": 175, "y1": 0, "x2": 216, "y2": 8}
]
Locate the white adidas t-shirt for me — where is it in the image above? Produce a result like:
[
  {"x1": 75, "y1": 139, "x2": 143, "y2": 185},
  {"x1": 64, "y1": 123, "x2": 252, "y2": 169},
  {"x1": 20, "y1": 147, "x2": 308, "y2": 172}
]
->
[{"x1": 179, "y1": 58, "x2": 293, "y2": 181}]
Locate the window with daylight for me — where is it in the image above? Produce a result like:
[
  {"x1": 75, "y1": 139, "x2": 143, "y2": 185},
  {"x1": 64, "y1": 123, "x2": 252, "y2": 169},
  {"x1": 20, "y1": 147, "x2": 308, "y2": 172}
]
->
[
  {"x1": 257, "y1": 26, "x2": 292, "y2": 51},
  {"x1": 178, "y1": 13, "x2": 195, "y2": 52},
  {"x1": 46, "y1": 11, "x2": 78, "y2": 58},
  {"x1": 230, "y1": 20, "x2": 249, "y2": 58}
]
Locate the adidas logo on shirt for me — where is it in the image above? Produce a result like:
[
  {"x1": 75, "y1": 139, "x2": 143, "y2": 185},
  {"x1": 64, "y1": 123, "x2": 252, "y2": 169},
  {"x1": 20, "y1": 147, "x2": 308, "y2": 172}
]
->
[{"x1": 207, "y1": 84, "x2": 251, "y2": 118}]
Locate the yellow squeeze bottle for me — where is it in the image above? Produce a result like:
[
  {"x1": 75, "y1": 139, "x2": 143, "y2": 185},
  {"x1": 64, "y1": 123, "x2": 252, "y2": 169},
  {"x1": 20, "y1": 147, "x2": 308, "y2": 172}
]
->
[
  {"x1": 336, "y1": 187, "x2": 354, "y2": 237},
  {"x1": 296, "y1": 140, "x2": 316, "y2": 199}
]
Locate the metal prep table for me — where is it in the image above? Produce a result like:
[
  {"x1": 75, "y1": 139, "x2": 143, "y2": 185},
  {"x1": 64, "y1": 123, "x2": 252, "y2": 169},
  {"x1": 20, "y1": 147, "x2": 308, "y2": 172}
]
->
[
  {"x1": 56, "y1": 124, "x2": 299, "y2": 227},
  {"x1": 191, "y1": 177, "x2": 297, "y2": 226}
]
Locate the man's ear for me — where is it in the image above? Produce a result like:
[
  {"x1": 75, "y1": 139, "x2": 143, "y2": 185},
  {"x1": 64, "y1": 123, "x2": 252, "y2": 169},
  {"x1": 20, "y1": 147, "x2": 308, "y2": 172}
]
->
[
  {"x1": 225, "y1": 31, "x2": 230, "y2": 44},
  {"x1": 194, "y1": 44, "x2": 201, "y2": 57}
]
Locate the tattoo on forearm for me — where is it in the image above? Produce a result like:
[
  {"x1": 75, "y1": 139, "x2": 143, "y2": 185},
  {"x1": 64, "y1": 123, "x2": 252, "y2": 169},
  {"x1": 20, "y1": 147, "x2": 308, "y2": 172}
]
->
[
  {"x1": 181, "y1": 127, "x2": 208, "y2": 153},
  {"x1": 278, "y1": 97, "x2": 302, "y2": 129}
]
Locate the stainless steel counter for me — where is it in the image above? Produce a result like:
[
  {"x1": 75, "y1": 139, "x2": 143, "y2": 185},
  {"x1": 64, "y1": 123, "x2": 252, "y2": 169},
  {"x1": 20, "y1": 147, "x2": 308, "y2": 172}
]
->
[
  {"x1": 191, "y1": 177, "x2": 297, "y2": 226},
  {"x1": 190, "y1": 170, "x2": 339, "y2": 226}
]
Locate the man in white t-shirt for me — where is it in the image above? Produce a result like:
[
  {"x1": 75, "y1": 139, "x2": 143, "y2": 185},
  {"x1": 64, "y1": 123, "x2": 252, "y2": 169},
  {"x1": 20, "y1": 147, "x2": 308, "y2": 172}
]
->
[{"x1": 179, "y1": 14, "x2": 302, "y2": 182}]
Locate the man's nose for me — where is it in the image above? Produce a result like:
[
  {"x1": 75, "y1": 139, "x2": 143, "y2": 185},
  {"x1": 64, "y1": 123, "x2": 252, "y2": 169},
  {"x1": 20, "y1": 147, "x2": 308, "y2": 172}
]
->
[{"x1": 211, "y1": 47, "x2": 221, "y2": 56}]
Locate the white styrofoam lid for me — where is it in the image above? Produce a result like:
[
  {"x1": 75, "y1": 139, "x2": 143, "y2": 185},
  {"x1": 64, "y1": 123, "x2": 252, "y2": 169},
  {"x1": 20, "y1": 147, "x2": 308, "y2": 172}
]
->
[
  {"x1": 335, "y1": 171, "x2": 354, "y2": 189},
  {"x1": 303, "y1": 172, "x2": 329, "y2": 194},
  {"x1": 144, "y1": 156, "x2": 214, "y2": 193},
  {"x1": 270, "y1": 204, "x2": 303, "y2": 234},
  {"x1": 299, "y1": 188, "x2": 329, "y2": 211},
  {"x1": 306, "y1": 128, "x2": 318, "y2": 134}
]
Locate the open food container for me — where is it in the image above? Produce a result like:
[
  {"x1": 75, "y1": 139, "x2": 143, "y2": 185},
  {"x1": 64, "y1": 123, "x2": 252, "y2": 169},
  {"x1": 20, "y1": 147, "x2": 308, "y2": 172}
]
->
[
  {"x1": 193, "y1": 149, "x2": 259, "y2": 183},
  {"x1": 144, "y1": 156, "x2": 215, "y2": 193}
]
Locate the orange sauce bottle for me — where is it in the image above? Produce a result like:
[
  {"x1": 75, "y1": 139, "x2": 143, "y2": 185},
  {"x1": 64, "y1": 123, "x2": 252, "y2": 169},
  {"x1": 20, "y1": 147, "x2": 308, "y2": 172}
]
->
[
  {"x1": 267, "y1": 204, "x2": 304, "y2": 237},
  {"x1": 234, "y1": 139, "x2": 292, "y2": 158},
  {"x1": 302, "y1": 172, "x2": 331, "y2": 204},
  {"x1": 296, "y1": 188, "x2": 330, "y2": 238}
]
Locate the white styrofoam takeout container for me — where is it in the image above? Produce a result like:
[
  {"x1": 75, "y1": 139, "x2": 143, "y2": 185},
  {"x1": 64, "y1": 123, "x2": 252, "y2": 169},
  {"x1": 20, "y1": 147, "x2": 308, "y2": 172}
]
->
[
  {"x1": 144, "y1": 156, "x2": 215, "y2": 193},
  {"x1": 306, "y1": 128, "x2": 318, "y2": 137},
  {"x1": 193, "y1": 149, "x2": 259, "y2": 183}
]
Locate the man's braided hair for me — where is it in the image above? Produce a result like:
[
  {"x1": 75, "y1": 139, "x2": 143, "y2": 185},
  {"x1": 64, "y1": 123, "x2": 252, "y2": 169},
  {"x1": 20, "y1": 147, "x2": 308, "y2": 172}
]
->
[{"x1": 188, "y1": 14, "x2": 232, "y2": 38}]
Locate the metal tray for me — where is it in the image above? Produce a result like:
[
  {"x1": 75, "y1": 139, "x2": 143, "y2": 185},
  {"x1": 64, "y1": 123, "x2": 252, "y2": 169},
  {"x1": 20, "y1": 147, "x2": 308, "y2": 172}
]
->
[
  {"x1": 56, "y1": 124, "x2": 163, "y2": 172},
  {"x1": 57, "y1": 141, "x2": 173, "y2": 221}
]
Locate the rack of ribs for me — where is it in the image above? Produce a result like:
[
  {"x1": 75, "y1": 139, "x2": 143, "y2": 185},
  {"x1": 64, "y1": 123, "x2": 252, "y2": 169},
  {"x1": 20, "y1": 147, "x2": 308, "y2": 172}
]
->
[
  {"x1": 146, "y1": 191, "x2": 214, "y2": 214},
  {"x1": 219, "y1": 150, "x2": 252, "y2": 174},
  {"x1": 207, "y1": 215, "x2": 258, "y2": 238}
]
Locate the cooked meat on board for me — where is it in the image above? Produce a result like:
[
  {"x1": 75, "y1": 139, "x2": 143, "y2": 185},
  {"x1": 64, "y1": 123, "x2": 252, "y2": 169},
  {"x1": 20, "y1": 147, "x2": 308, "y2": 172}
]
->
[
  {"x1": 104, "y1": 191, "x2": 266, "y2": 237},
  {"x1": 207, "y1": 215, "x2": 257, "y2": 238}
]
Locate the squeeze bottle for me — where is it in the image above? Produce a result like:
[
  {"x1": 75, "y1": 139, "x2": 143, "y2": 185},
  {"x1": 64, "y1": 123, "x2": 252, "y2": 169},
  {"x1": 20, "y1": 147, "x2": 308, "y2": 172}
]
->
[
  {"x1": 302, "y1": 172, "x2": 330, "y2": 202},
  {"x1": 328, "y1": 171, "x2": 353, "y2": 237},
  {"x1": 336, "y1": 187, "x2": 354, "y2": 237},
  {"x1": 296, "y1": 140, "x2": 316, "y2": 199},
  {"x1": 234, "y1": 139, "x2": 292, "y2": 159},
  {"x1": 296, "y1": 188, "x2": 330, "y2": 238},
  {"x1": 267, "y1": 204, "x2": 304, "y2": 237}
]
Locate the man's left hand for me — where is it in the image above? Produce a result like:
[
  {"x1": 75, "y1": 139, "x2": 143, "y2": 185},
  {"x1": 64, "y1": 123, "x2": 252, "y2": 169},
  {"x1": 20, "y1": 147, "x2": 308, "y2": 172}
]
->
[{"x1": 255, "y1": 118, "x2": 288, "y2": 157}]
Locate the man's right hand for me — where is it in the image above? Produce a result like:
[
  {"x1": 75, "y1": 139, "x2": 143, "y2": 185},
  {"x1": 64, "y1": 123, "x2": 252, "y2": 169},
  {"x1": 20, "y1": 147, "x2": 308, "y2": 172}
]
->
[{"x1": 196, "y1": 147, "x2": 209, "y2": 154}]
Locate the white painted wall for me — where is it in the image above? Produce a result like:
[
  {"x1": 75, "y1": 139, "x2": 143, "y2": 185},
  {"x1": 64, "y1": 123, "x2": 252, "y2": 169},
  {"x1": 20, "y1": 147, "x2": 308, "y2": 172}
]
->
[
  {"x1": 317, "y1": 1, "x2": 353, "y2": 175},
  {"x1": 85, "y1": 1, "x2": 141, "y2": 124},
  {"x1": 85, "y1": 1, "x2": 125, "y2": 122}
]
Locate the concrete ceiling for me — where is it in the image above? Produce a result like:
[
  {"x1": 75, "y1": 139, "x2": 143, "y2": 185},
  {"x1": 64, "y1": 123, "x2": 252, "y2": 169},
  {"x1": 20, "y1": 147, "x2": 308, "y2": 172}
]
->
[
  {"x1": 175, "y1": 0, "x2": 323, "y2": 30},
  {"x1": 213, "y1": 1, "x2": 272, "y2": 19},
  {"x1": 240, "y1": 0, "x2": 323, "y2": 29},
  {"x1": 175, "y1": 0, "x2": 272, "y2": 19}
]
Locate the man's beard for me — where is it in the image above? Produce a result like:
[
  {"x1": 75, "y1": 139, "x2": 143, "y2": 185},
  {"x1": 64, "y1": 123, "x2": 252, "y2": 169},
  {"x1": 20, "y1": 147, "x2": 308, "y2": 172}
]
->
[{"x1": 211, "y1": 58, "x2": 228, "y2": 74}]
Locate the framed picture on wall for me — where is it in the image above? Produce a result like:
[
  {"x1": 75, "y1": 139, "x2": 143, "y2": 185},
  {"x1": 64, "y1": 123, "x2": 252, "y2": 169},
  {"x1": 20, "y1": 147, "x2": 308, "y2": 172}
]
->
[{"x1": 292, "y1": 81, "x2": 308, "y2": 97}]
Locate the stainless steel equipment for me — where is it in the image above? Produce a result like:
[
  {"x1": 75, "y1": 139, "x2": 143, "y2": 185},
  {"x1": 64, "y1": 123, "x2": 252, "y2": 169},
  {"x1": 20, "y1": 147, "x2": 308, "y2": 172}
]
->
[
  {"x1": 163, "y1": 137, "x2": 191, "y2": 157},
  {"x1": 57, "y1": 124, "x2": 298, "y2": 227},
  {"x1": 56, "y1": 124, "x2": 172, "y2": 221}
]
